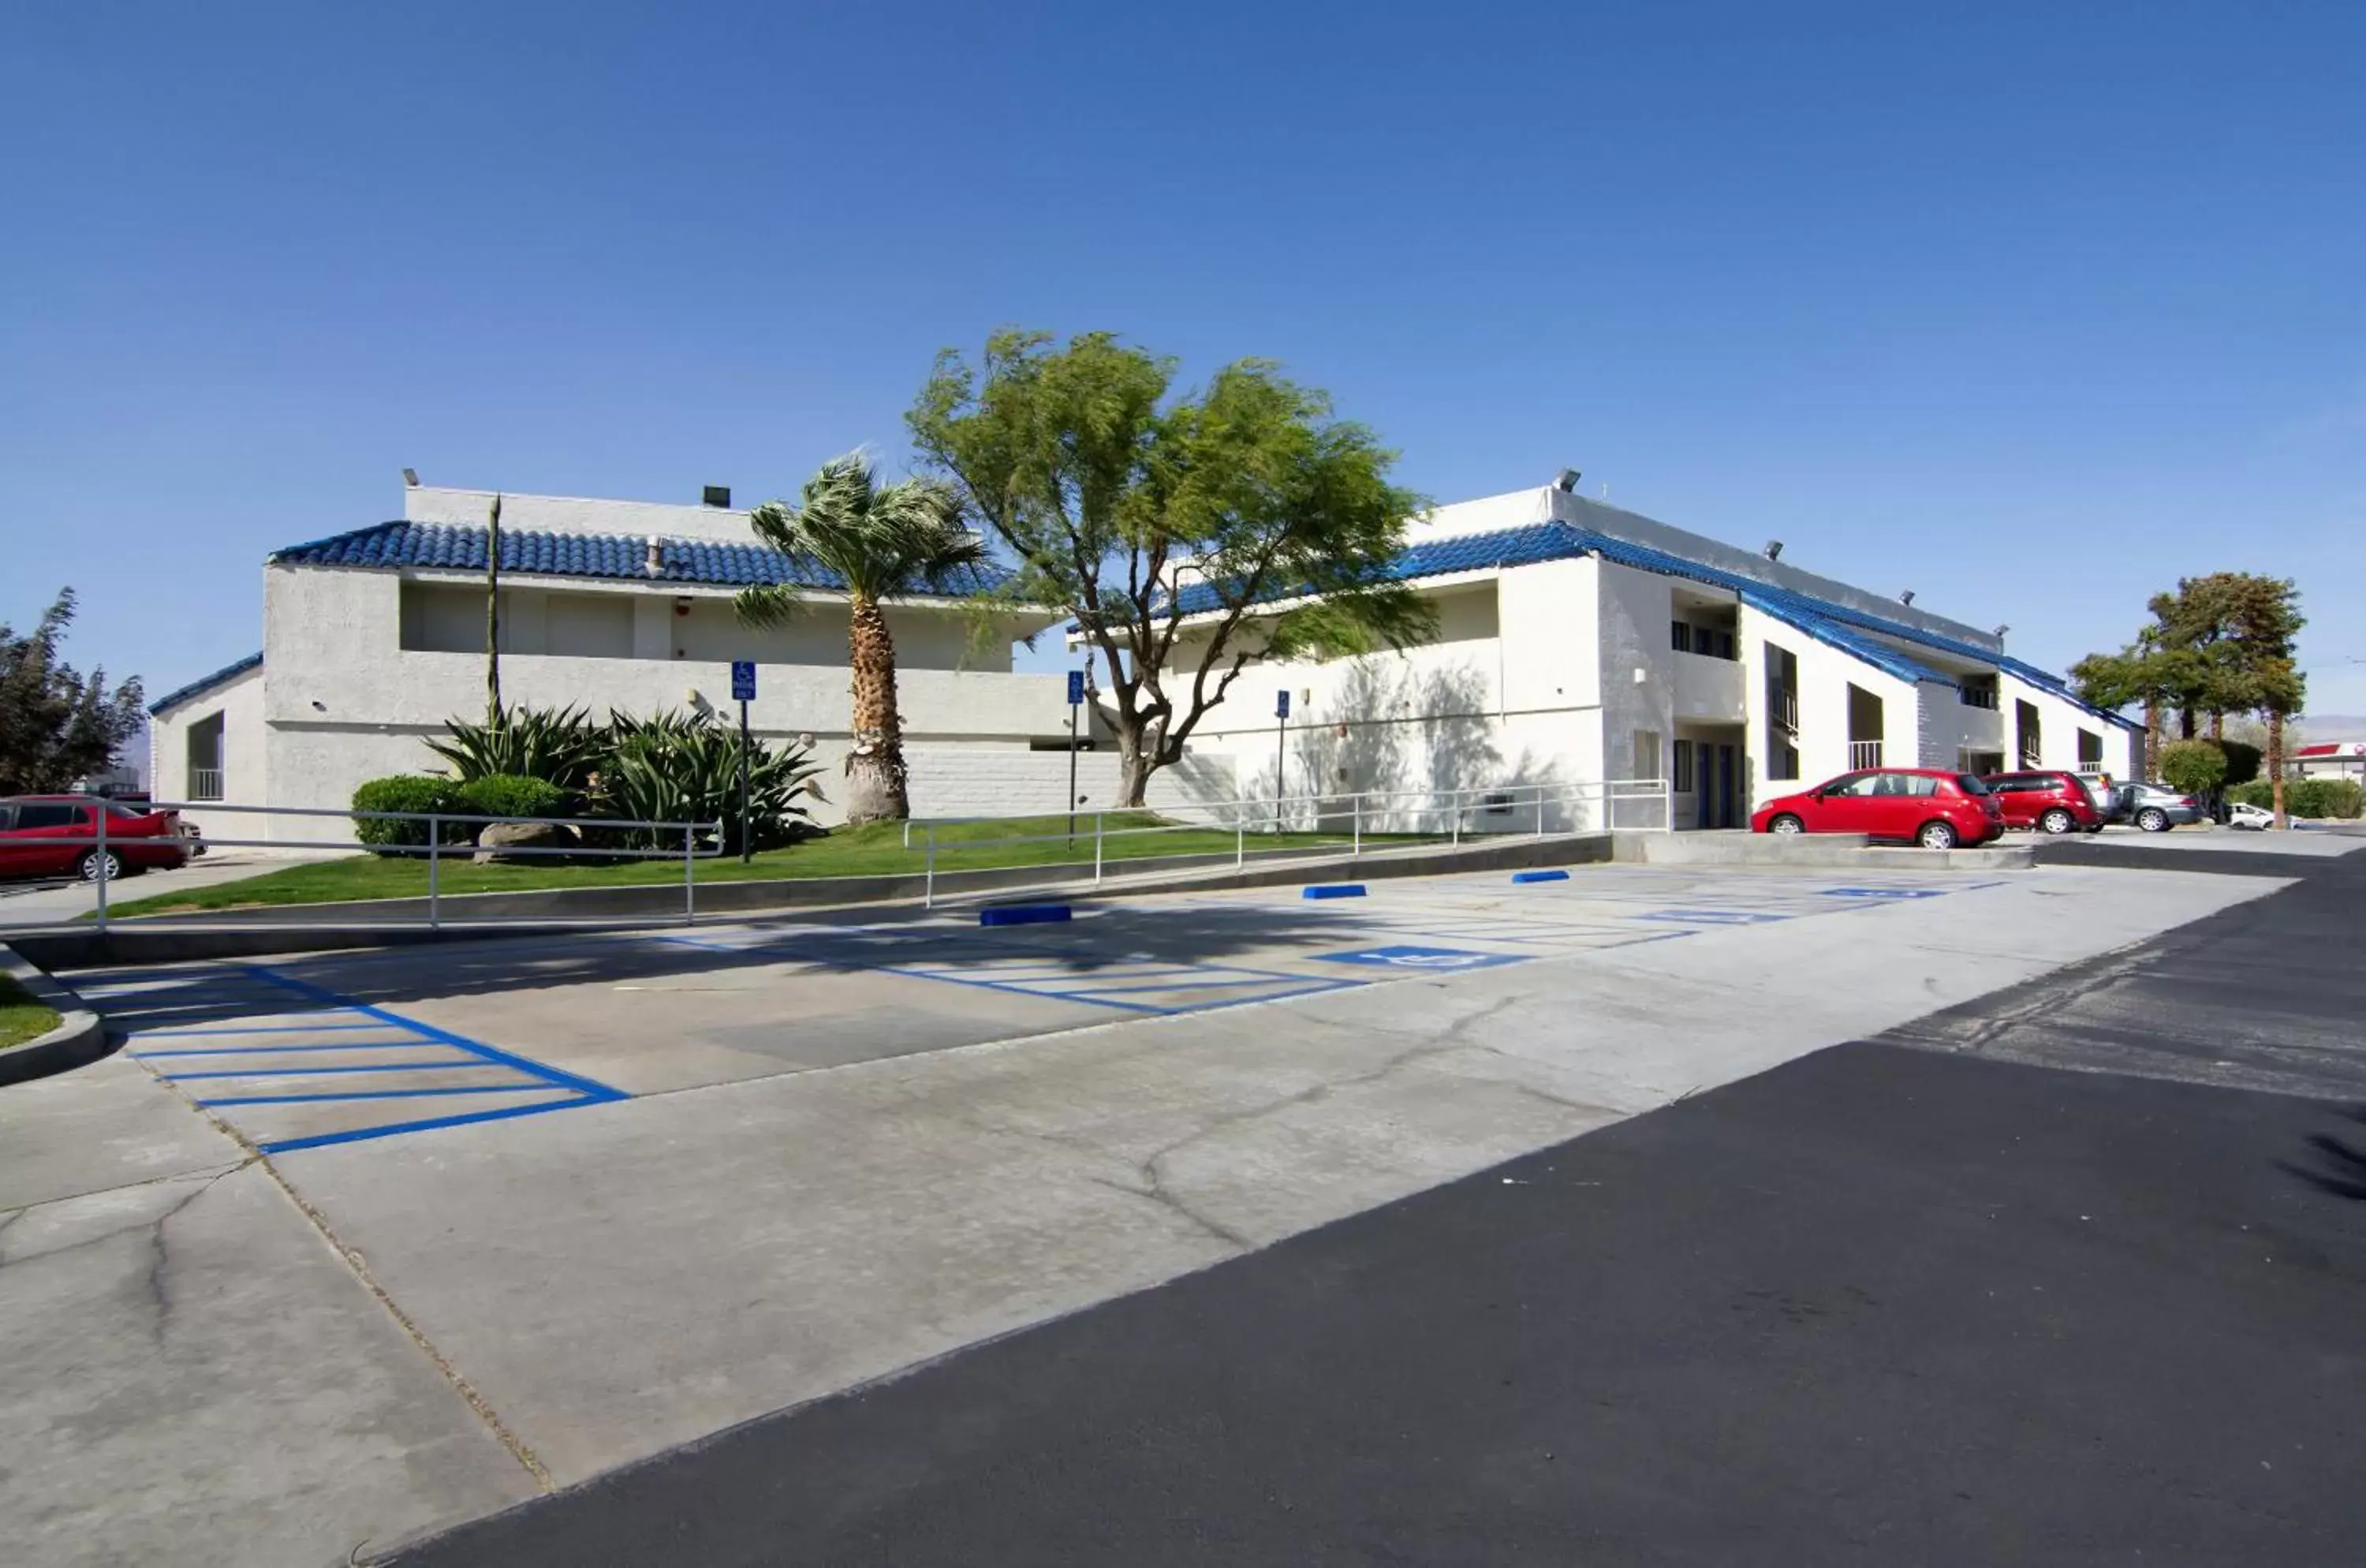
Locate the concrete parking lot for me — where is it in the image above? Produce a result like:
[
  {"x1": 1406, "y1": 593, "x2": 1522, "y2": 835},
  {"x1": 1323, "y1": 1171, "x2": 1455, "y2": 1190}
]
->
[{"x1": 0, "y1": 860, "x2": 2295, "y2": 1563}]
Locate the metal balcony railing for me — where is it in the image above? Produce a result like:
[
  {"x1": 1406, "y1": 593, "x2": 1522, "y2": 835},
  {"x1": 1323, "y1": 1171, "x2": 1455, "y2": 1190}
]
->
[
  {"x1": 1849, "y1": 739, "x2": 1885, "y2": 770},
  {"x1": 186, "y1": 768, "x2": 224, "y2": 801},
  {"x1": 1957, "y1": 686, "x2": 1999, "y2": 710},
  {"x1": 1768, "y1": 686, "x2": 1800, "y2": 734}
]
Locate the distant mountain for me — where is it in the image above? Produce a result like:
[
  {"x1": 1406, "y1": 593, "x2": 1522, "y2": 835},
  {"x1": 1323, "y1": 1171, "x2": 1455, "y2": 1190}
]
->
[{"x1": 2299, "y1": 714, "x2": 2366, "y2": 737}]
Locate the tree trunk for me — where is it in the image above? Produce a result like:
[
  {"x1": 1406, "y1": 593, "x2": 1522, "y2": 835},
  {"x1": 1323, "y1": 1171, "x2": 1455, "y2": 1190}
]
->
[
  {"x1": 2268, "y1": 709, "x2": 2286, "y2": 829},
  {"x1": 2144, "y1": 701, "x2": 2162, "y2": 778},
  {"x1": 1117, "y1": 734, "x2": 1154, "y2": 808},
  {"x1": 2208, "y1": 711, "x2": 2224, "y2": 744},
  {"x1": 842, "y1": 593, "x2": 909, "y2": 824},
  {"x1": 2178, "y1": 707, "x2": 2196, "y2": 741}
]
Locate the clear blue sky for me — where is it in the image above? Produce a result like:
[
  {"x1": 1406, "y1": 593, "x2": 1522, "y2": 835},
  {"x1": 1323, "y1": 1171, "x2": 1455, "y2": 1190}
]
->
[{"x1": 5, "y1": 2, "x2": 2362, "y2": 715}]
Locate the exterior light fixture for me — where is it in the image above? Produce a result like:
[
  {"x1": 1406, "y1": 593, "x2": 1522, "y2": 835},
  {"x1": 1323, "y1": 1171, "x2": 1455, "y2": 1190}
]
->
[
  {"x1": 401, "y1": 467, "x2": 420, "y2": 487},
  {"x1": 1764, "y1": 540, "x2": 1783, "y2": 560},
  {"x1": 1900, "y1": 589, "x2": 1916, "y2": 606},
  {"x1": 1554, "y1": 468, "x2": 1581, "y2": 492}
]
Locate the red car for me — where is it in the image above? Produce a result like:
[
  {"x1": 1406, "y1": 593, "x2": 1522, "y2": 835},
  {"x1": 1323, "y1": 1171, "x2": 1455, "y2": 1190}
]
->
[
  {"x1": 1980, "y1": 770, "x2": 2105, "y2": 835},
  {"x1": 1751, "y1": 767, "x2": 2006, "y2": 849},
  {"x1": 0, "y1": 795, "x2": 192, "y2": 882}
]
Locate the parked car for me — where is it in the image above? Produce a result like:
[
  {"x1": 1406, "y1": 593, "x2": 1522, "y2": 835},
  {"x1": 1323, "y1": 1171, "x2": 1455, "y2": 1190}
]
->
[
  {"x1": 2226, "y1": 801, "x2": 2276, "y2": 831},
  {"x1": 0, "y1": 796, "x2": 192, "y2": 881},
  {"x1": 2124, "y1": 782, "x2": 2204, "y2": 833},
  {"x1": 1981, "y1": 770, "x2": 2106, "y2": 834},
  {"x1": 1751, "y1": 768, "x2": 2006, "y2": 849},
  {"x1": 2073, "y1": 771, "x2": 2130, "y2": 823}
]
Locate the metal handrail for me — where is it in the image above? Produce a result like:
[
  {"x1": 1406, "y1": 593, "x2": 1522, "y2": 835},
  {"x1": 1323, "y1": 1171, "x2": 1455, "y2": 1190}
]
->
[
  {"x1": 78, "y1": 797, "x2": 724, "y2": 932},
  {"x1": 910, "y1": 778, "x2": 1674, "y2": 907}
]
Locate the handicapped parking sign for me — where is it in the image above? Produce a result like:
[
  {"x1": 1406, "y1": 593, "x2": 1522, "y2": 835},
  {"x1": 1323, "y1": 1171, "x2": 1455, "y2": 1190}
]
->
[
  {"x1": 731, "y1": 660, "x2": 757, "y2": 701},
  {"x1": 1315, "y1": 944, "x2": 1521, "y2": 971}
]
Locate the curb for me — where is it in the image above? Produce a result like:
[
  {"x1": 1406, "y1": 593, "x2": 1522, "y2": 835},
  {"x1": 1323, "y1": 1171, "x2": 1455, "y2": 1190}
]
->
[{"x1": 0, "y1": 943, "x2": 110, "y2": 1087}]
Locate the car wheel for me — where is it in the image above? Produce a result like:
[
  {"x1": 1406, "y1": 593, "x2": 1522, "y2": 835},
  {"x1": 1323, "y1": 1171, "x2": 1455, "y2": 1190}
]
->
[
  {"x1": 2136, "y1": 808, "x2": 2170, "y2": 833},
  {"x1": 1917, "y1": 820, "x2": 1959, "y2": 850},
  {"x1": 2039, "y1": 808, "x2": 2076, "y2": 835},
  {"x1": 75, "y1": 849, "x2": 124, "y2": 882},
  {"x1": 1768, "y1": 814, "x2": 1804, "y2": 836}
]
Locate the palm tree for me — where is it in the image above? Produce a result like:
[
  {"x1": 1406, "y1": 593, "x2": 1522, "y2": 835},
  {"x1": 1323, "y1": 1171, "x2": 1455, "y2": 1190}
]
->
[{"x1": 734, "y1": 454, "x2": 987, "y2": 824}]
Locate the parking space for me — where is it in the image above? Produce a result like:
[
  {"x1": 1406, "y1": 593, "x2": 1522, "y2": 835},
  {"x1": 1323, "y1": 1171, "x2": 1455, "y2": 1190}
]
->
[
  {"x1": 71, "y1": 864, "x2": 2010, "y2": 1148},
  {"x1": 77, "y1": 964, "x2": 625, "y2": 1153}
]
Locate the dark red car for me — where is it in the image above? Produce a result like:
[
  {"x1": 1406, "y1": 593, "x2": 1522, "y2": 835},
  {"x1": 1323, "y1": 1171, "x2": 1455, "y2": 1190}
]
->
[
  {"x1": 1750, "y1": 767, "x2": 2006, "y2": 849},
  {"x1": 0, "y1": 796, "x2": 191, "y2": 881},
  {"x1": 1980, "y1": 770, "x2": 2105, "y2": 835}
]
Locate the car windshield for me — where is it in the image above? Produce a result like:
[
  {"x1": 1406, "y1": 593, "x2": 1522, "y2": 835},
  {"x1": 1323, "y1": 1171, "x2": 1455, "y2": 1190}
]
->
[{"x1": 1954, "y1": 775, "x2": 1991, "y2": 795}]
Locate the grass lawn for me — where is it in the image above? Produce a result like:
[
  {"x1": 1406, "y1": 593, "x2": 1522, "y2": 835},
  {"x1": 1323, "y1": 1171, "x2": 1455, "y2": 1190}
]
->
[
  {"x1": 0, "y1": 973, "x2": 62, "y2": 1048},
  {"x1": 100, "y1": 812, "x2": 1430, "y2": 919}
]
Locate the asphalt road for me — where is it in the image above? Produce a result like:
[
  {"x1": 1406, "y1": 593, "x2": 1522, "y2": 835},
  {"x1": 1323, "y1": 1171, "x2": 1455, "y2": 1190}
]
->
[{"x1": 390, "y1": 855, "x2": 2366, "y2": 1568}]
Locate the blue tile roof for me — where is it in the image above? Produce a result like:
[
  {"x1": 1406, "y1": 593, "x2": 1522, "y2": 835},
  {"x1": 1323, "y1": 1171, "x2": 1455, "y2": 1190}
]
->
[
  {"x1": 1172, "y1": 521, "x2": 2141, "y2": 729},
  {"x1": 267, "y1": 521, "x2": 1013, "y2": 598},
  {"x1": 150, "y1": 651, "x2": 262, "y2": 715}
]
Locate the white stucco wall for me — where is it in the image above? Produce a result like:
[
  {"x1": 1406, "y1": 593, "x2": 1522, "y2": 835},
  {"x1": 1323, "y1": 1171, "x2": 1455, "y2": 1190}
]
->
[
  {"x1": 231, "y1": 560, "x2": 1076, "y2": 842},
  {"x1": 147, "y1": 663, "x2": 267, "y2": 843},
  {"x1": 1738, "y1": 606, "x2": 1920, "y2": 800},
  {"x1": 1999, "y1": 673, "x2": 2143, "y2": 780}
]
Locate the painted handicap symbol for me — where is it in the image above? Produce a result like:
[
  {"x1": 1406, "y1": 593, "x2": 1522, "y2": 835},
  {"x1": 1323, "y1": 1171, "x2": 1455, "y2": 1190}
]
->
[{"x1": 1315, "y1": 944, "x2": 1523, "y2": 971}]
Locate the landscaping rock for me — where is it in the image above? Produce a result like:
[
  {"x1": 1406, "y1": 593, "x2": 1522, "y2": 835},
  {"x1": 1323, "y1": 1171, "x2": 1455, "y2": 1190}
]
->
[{"x1": 473, "y1": 820, "x2": 580, "y2": 865}]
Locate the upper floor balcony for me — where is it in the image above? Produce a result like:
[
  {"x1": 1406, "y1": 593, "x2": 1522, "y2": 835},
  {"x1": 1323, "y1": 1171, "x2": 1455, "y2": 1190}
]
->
[{"x1": 1673, "y1": 649, "x2": 1747, "y2": 723}]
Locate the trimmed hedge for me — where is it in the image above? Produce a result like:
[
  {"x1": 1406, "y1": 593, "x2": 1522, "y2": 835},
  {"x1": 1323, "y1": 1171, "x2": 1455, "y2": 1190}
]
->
[
  {"x1": 454, "y1": 773, "x2": 571, "y2": 822},
  {"x1": 2228, "y1": 778, "x2": 2364, "y2": 819},
  {"x1": 351, "y1": 775, "x2": 463, "y2": 853}
]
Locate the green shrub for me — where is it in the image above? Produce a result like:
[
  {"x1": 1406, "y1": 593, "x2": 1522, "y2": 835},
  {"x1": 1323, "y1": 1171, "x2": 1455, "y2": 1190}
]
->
[
  {"x1": 351, "y1": 775, "x2": 463, "y2": 854},
  {"x1": 2156, "y1": 739, "x2": 2228, "y2": 798},
  {"x1": 454, "y1": 774, "x2": 572, "y2": 822},
  {"x1": 2226, "y1": 778, "x2": 2364, "y2": 819},
  {"x1": 2219, "y1": 740, "x2": 2262, "y2": 788}
]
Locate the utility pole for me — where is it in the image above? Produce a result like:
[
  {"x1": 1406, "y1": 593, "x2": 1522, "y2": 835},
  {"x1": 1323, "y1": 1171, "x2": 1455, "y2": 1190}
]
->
[{"x1": 485, "y1": 493, "x2": 503, "y2": 724}]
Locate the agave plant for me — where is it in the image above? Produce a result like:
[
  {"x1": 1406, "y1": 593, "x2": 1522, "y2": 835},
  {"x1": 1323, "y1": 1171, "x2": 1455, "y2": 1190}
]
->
[
  {"x1": 599, "y1": 708, "x2": 823, "y2": 851},
  {"x1": 425, "y1": 704, "x2": 606, "y2": 792}
]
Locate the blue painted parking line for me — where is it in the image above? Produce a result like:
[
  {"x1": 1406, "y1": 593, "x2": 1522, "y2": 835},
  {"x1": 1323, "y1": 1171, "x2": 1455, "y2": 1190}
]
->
[
  {"x1": 197, "y1": 1084, "x2": 567, "y2": 1108},
  {"x1": 1636, "y1": 909, "x2": 1792, "y2": 925},
  {"x1": 132, "y1": 1021, "x2": 394, "y2": 1036},
  {"x1": 103, "y1": 962, "x2": 627, "y2": 1154},
  {"x1": 159, "y1": 1060, "x2": 493, "y2": 1080},
  {"x1": 1819, "y1": 887, "x2": 1946, "y2": 899}
]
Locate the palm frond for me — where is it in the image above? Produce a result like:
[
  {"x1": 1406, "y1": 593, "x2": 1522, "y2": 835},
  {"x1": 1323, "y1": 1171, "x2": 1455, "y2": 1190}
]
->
[{"x1": 733, "y1": 582, "x2": 804, "y2": 629}]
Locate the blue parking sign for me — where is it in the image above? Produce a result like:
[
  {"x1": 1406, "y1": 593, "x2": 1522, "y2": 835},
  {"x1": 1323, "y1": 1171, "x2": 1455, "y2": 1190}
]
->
[
  {"x1": 731, "y1": 660, "x2": 757, "y2": 701},
  {"x1": 1067, "y1": 669, "x2": 1086, "y2": 704},
  {"x1": 1275, "y1": 689, "x2": 1291, "y2": 719}
]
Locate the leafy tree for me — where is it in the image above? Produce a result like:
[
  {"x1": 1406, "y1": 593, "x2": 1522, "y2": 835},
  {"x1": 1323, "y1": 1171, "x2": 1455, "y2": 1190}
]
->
[
  {"x1": 735, "y1": 453, "x2": 987, "y2": 823},
  {"x1": 2200, "y1": 575, "x2": 2305, "y2": 825},
  {"x1": 2155, "y1": 739, "x2": 2228, "y2": 798},
  {"x1": 2218, "y1": 739, "x2": 2263, "y2": 789},
  {"x1": 910, "y1": 330, "x2": 1436, "y2": 805},
  {"x1": 0, "y1": 589, "x2": 144, "y2": 794}
]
